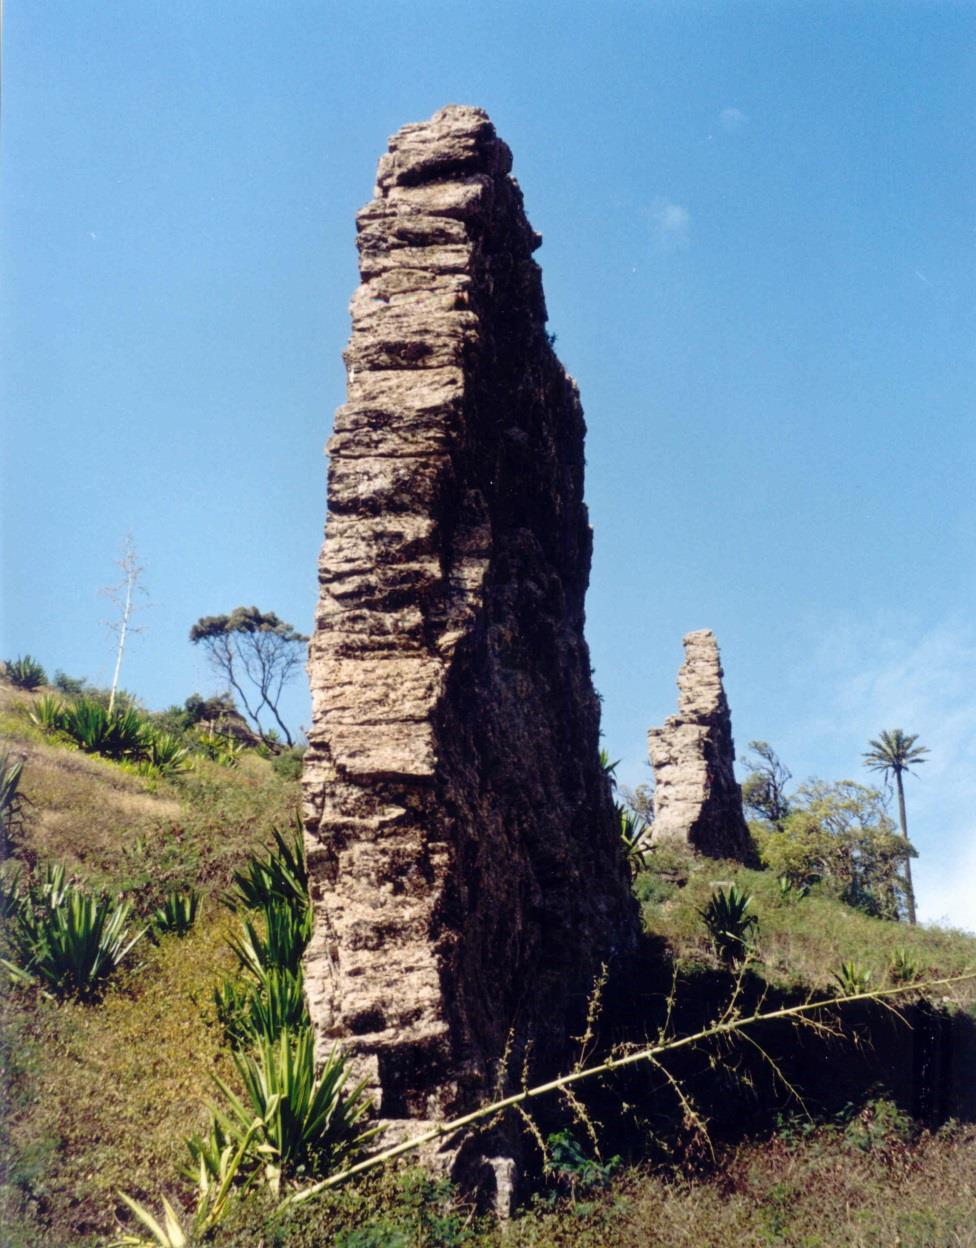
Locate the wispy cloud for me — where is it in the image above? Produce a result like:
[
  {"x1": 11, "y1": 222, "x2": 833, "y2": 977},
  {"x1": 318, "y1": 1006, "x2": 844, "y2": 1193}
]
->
[
  {"x1": 651, "y1": 197, "x2": 691, "y2": 251},
  {"x1": 719, "y1": 106, "x2": 747, "y2": 132},
  {"x1": 797, "y1": 613, "x2": 976, "y2": 931}
]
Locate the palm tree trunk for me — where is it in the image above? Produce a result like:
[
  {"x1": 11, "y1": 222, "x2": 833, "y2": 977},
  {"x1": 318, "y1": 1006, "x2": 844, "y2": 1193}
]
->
[{"x1": 895, "y1": 770, "x2": 917, "y2": 925}]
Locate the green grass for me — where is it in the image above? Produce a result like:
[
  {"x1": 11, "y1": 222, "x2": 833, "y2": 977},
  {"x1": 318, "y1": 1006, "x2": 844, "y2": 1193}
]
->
[
  {"x1": 3, "y1": 680, "x2": 975, "y2": 1245},
  {"x1": 636, "y1": 844, "x2": 976, "y2": 994},
  {"x1": 0, "y1": 911, "x2": 241, "y2": 1246},
  {"x1": 203, "y1": 1118, "x2": 976, "y2": 1247}
]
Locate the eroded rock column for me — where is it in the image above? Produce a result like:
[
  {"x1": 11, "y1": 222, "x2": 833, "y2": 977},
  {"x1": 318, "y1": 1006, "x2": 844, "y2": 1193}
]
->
[
  {"x1": 647, "y1": 629, "x2": 755, "y2": 862},
  {"x1": 303, "y1": 106, "x2": 637, "y2": 1132}
]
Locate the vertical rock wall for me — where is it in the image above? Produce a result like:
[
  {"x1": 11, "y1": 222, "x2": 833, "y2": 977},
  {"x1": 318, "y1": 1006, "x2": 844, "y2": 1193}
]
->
[
  {"x1": 303, "y1": 107, "x2": 637, "y2": 1129},
  {"x1": 647, "y1": 629, "x2": 755, "y2": 862}
]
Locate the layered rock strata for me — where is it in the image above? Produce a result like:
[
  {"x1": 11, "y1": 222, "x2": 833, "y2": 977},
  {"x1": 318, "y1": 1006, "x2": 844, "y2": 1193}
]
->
[
  {"x1": 647, "y1": 629, "x2": 755, "y2": 861},
  {"x1": 303, "y1": 107, "x2": 638, "y2": 1137}
]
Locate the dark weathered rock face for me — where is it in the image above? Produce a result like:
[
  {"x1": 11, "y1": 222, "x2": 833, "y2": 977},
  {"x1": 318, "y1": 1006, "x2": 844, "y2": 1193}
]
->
[
  {"x1": 647, "y1": 630, "x2": 755, "y2": 862},
  {"x1": 303, "y1": 106, "x2": 638, "y2": 1132}
]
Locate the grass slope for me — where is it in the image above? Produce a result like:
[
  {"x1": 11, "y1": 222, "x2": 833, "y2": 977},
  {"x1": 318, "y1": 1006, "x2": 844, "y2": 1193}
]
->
[{"x1": 2, "y1": 682, "x2": 975, "y2": 1246}]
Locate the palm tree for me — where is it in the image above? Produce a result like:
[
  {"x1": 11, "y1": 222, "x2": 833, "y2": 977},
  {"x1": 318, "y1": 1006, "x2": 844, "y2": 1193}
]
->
[{"x1": 863, "y1": 729, "x2": 929, "y2": 925}]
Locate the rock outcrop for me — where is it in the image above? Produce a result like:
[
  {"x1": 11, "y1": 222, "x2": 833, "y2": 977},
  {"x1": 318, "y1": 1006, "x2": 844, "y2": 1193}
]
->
[
  {"x1": 647, "y1": 630, "x2": 755, "y2": 862},
  {"x1": 303, "y1": 107, "x2": 638, "y2": 1145}
]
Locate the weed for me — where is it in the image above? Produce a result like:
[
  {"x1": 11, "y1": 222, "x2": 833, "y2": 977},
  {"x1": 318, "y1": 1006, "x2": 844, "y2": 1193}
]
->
[
  {"x1": 195, "y1": 732, "x2": 243, "y2": 768},
  {"x1": 618, "y1": 807, "x2": 652, "y2": 875},
  {"x1": 141, "y1": 732, "x2": 191, "y2": 779}
]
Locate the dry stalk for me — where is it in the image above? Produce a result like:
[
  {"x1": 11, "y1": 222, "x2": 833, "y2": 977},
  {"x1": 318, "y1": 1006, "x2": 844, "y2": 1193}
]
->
[{"x1": 284, "y1": 971, "x2": 975, "y2": 1208}]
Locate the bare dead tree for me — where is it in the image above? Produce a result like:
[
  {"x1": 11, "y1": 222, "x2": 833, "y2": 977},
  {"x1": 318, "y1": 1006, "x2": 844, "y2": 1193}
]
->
[{"x1": 101, "y1": 535, "x2": 148, "y2": 714}]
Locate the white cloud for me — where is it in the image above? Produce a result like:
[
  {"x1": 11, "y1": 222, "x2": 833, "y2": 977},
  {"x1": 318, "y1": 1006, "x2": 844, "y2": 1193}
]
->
[
  {"x1": 720, "y1": 106, "x2": 747, "y2": 132},
  {"x1": 796, "y1": 614, "x2": 976, "y2": 931},
  {"x1": 651, "y1": 197, "x2": 691, "y2": 251}
]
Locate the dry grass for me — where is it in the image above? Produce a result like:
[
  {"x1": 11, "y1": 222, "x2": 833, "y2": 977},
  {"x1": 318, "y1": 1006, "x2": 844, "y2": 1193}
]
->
[{"x1": 499, "y1": 1123, "x2": 976, "y2": 1247}]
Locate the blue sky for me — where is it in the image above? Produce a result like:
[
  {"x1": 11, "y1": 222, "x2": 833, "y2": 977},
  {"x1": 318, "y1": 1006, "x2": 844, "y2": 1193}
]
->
[{"x1": 2, "y1": 2, "x2": 974, "y2": 927}]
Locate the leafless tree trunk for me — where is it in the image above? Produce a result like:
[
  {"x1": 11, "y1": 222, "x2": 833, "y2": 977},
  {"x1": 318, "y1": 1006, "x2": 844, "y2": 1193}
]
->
[{"x1": 102, "y1": 535, "x2": 147, "y2": 713}]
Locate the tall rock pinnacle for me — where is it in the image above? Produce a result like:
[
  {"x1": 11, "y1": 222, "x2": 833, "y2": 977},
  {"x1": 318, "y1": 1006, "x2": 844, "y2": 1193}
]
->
[
  {"x1": 303, "y1": 107, "x2": 638, "y2": 1139},
  {"x1": 647, "y1": 630, "x2": 755, "y2": 862}
]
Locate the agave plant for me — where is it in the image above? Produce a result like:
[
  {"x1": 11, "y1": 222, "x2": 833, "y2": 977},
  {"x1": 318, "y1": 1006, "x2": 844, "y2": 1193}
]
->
[
  {"x1": 151, "y1": 890, "x2": 199, "y2": 938},
  {"x1": 618, "y1": 806, "x2": 652, "y2": 874},
  {"x1": 833, "y1": 960, "x2": 872, "y2": 996},
  {"x1": 214, "y1": 966, "x2": 309, "y2": 1048},
  {"x1": 0, "y1": 752, "x2": 27, "y2": 852},
  {"x1": 141, "y1": 731, "x2": 191, "y2": 779},
  {"x1": 698, "y1": 885, "x2": 759, "y2": 965},
  {"x1": 228, "y1": 821, "x2": 308, "y2": 913},
  {"x1": 195, "y1": 732, "x2": 243, "y2": 768},
  {"x1": 59, "y1": 698, "x2": 151, "y2": 760},
  {"x1": 229, "y1": 897, "x2": 311, "y2": 980},
  {"x1": 29, "y1": 694, "x2": 68, "y2": 734},
  {"x1": 189, "y1": 1030, "x2": 378, "y2": 1192},
  {"x1": 889, "y1": 947, "x2": 920, "y2": 985},
  {"x1": 4, "y1": 655, "x2": 47, "y2": 690},
  {"x1": 0, "y1": 866, "x2": 22, "y2": 918},
  {"x1": 1, "y1": 868, "x2": 146, "y2": 999},
  {"x1": 113, "y1": 1116, "x2": 264, "y2": 1247},
  {"x1": 777, "y1": 875, "x2": 810, "y2": 903}
]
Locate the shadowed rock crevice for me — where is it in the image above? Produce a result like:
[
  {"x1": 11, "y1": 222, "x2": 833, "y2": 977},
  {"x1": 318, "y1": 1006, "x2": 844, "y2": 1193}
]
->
[
  {"x1": 648, "y1": 629, "x2": 756, "y2": 863},
  {"x1": 303, "y1": 106, "x2": 638, "y2": 1135}
]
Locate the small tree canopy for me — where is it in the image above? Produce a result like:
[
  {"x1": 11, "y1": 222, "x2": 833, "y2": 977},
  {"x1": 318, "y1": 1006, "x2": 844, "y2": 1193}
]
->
[{"x1": 189, "y1": 606, "x2": 308, "y2": 747}]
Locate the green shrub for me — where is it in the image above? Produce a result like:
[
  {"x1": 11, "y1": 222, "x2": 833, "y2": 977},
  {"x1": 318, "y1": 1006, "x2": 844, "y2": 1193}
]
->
[
  {"x1": 698, "y1": 885, "x2": 758, "y2": 965},
  {"x1": 753, "y1": 781, "x2": 909, "y2": 920},
  {"x1": 52, "y1": 670, "x2": 90, "y2": 697},
  {"x1": 188, "y1": 1030, "x2": 379, "y2": 1189},
  {"x1": 4, "y1": 655, "x2": 47, "y2": 689},
  {"x1": 0, "y1": 864, "x2": 146, "y2": 998},
  {"x1": 151, "y1": 890, "x2": 200, "y2": 938},
  {"x1": 271, "y1": 747, "x2": 306, "y2": 782},
  {"x1": 546, "y1": 1129, "x2": 621, "y2": 1196}
]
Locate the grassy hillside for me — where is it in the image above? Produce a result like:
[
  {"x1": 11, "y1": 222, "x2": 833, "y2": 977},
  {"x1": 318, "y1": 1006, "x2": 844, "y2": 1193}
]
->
[{"x1": 1, "y1": 680, "x2": 974, "y2": 1247}]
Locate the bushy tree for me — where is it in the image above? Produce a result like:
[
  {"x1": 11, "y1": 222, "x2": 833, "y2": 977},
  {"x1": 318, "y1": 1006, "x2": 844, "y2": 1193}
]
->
[
  {"x1": 753, "y1": 779, "x2": 911, "y2": 919},
  {"x1": 189, "y1": 607, "x2": 308, "y2": 747}
]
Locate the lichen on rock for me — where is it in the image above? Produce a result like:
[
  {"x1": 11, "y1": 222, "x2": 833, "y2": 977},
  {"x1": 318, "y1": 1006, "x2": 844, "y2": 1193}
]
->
[{"x1": 303, "y1": 106, "x2": 638, "y2": 1143}]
